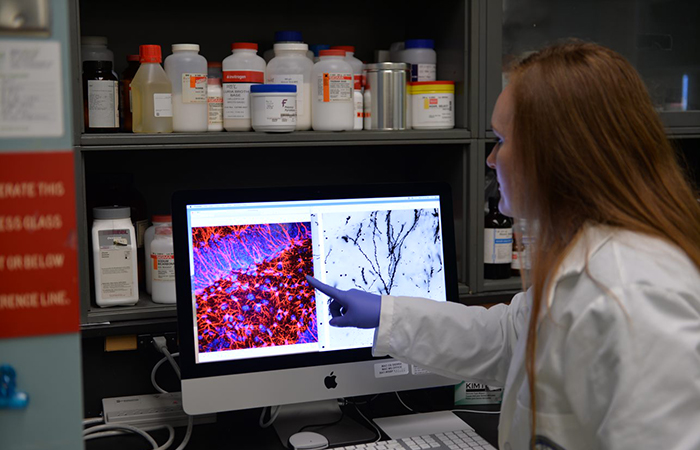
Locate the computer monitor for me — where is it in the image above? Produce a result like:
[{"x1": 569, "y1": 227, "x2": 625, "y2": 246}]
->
[{"x1": 173, "y1": 182, "x2": 460, "y2": 446}]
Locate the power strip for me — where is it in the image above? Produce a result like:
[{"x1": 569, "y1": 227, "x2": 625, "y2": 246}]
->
[{"x1": 103, "y1": 392, "x2": 216, "y2": 429}]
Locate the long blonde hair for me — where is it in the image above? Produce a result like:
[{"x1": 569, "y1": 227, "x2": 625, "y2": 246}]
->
[{"x1": 507, "y1": 40, "x2": 700, "y2": 443}]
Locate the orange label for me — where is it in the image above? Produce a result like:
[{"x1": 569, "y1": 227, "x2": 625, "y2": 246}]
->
[
  {"x1": 223, "y1": 70, "x2": 264, "y2": 83},
  {"x1": 190, "y1": 75, "x2": 206, "y2": 88},
  {"x1": 323, "y1": 73, "x2": 330, "y2": 102}
]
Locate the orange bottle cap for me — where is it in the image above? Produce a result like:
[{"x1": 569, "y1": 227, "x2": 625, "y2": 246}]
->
[
  {"x1": 331, "y1": 45, "x2": 355, "y2": 53},
  {"x1": 320, "y1": 49, "x2": 346, "y2": 57},
  {"x1": 139, "y1": 45, "x2": 162, "y2": 63},
  {"x1": 231, "y1": 42, "x2": 258, "y2": 51}
]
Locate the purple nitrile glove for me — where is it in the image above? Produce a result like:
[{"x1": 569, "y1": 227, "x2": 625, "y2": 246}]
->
[{"x1": 306, "y1": 275, "x2": 381, "y2": 329}]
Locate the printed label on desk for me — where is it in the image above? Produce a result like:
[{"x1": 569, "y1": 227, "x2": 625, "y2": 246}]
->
[
  {"x1": 375, "y1": 361, "x2": 410, "y2": 378},
  {"x1": 412, "y1": 365, "x2": 433, "y2": 375}
]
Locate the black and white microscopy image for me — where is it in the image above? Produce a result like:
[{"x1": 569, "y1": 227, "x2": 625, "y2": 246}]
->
[{"x1": 318, "y1": 208, "x2": 447, "y2": 349}]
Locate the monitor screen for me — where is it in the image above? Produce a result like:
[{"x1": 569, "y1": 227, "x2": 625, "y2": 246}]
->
[{"x1": 173, "y1": 183, "x2": 460, "y2": 433}]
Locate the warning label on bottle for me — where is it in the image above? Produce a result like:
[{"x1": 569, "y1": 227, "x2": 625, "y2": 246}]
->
[
  {"x1": 152, "y1": 252, "x2": 175, "y2": 281},
  {"x1": 153, "y1": 93, "x2": 173, "y2": 117},
  {"x1": 182, "y1": 73, "x2": 207, "y2": 103},
  {"x1": 98, "y1": 229, "x2": 136, "y2": 299},
  {"x1": 87, "y1": 80, "x2": 119, "y2": 128},
  {"x1": 317, "y1": 73, "x2": 353, "y2": 103}
]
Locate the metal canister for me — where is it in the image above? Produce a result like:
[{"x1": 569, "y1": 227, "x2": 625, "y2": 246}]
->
[{"x1": 363, "y1": 62, "x2": 410, "y2": 130}]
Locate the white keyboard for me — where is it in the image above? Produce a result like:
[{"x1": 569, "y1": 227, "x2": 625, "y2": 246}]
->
[{"x1": 330, "y1": 429, "x2": 497, "y2": 450}]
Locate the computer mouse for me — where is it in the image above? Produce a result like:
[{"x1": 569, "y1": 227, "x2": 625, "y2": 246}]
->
[{"x1": 288, "y1": 431, "x2": 329, "y2": 450}]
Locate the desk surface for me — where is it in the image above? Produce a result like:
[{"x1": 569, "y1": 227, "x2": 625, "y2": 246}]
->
[{"x1": 85, "y1": 405, "x2": 500, "y2": 450}]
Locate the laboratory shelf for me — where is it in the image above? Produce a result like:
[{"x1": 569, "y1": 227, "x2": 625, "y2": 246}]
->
[
  {"x1": 482, "y1": 277, "x2": 524, "y2": 293},
  {"x1": 83, "y1": 293, "x2": 176, "y2": 324},
  {"x1": 78, "y1": 129, "x2": 473, "y2": 151}
]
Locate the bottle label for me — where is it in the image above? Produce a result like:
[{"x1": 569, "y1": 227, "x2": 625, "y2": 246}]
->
[
  {"x1": 181, "y1": 73, "x2": 207, "y2": 103},
  {"x1": 208, "y1": 92, "x2": 223, "y2": 126},
  {"x1": 484, "y1": 228, "x2": 513, "y2": 264},
  {"x1": 223, "y1": 83, "x2": 258, "y2": 119},
  {"x1": 317, "y1": 72, "x2": 353, "y2": 103},
  {"x1": 410, "y1": 63, "x2": 437, "y2": 82},
  {"x1": 353, "y1": 74, "x2": 362, "y2": 91},
  {"x1": 418, "y1": 94, "x2": 453, "y2": 121},
  {"x1": 135, "y1": 219, "x2": 148, "y2": 248},
  {"x1": 153, "y1": 93, "x2": 173, "y2": 117},
  {"x1": 223, "y1": 70, "x2": 264, "y2": 83},
  {"x1": 268, "y1": 74, "x2": 304, "y2": 115},
  {"x1": 259, "y1": 96, "x2": 297, "y2": 124},
  {"x1": 87, "y1": 80, "x2": 119, "y2": 128},
  {"x1": 152, "y1": 252, "x2": 175, "y2": 281},
  {"x1": 97, "y1": 229, "x2": 135, "y2": 299}
]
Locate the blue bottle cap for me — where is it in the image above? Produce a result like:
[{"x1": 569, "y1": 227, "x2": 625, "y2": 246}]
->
[
  {"x1": 405, "y1": 39, "x2": 435, "y2": 49},
  {"x1": 250, "y1": 84, "x2": 297, "y2": 93},
  {"x1": 274, "y1": 31, "x2": 303, "y2": 42},
  {"x1": 309, "y1": 44, "x2": 330, "y2": 56}
]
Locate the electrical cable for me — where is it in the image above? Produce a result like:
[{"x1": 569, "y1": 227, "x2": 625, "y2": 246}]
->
[
  {"x1": 394, "y1": 392, "x2": 414, "y2": 412},
  {"x1": 259, "y1": 405, "x2": 281, "y2": 428},
  {"x1": 82, "y1": 417, "x2": 104, "y2": 426},
  {"x1": 174, "y1": 416, "x2": 194, "y2": 450},
  {"x1": 352, "y1": 404, "x2": 383, "y2": 443},
  {"x1": 84, "y1": 424, "x2": 175, "y2": 450},
  {"x1": 83, "y1": 423, "x2": 158, "y2": 449},
  {"x1": 451, "y1": 409, "x2": 501, "y2": 415},
  {"x1": 151, "y1": 352, "x2": 180, "y2": 394}
]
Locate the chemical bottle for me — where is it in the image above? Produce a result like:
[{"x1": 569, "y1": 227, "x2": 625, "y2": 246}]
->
[
  {"x1": 92, "y1": 206, "x2": 139, "y2": 307},
  {"x1": 164, "y1": 44, "x2": 208, "y2": 132},
  {"x1": 222, "y1": 43, "x2": 266, "y2": 131},
  {"x1": 331, "y1": 46, "x2": 364, "y2": 130},
  {"x1": 309, "y1": 44, "x2": 330, "y2": 63},
  {"x1": 151, "y1": 224, "x2": 176, "y2": 304},
  {"x1": 311, "y1": 49, "x2": 354, "y2": 131},
  {"x1": 402, "y1": 39, "x2": 437, "y2": 82},
  {"x1": 83, "y1": 61, "x2": 119, "y2": 133},
  {"x1": 131, "y1": 45, "x2": 173, "y2": 134},
  {"x1": 207, "y1": 62, "x2": 223, "y2": 80},
  {"x1": 263, "y1": 31, "x2": 313, "y2": 62},
  {"x1": 484, "y1": 196, "x2": 513, "y2": 279},
  {"x1": 81, "y1": 36, "x2": 114, "y2": 64},
  {"x1": 266, "y1": 43, "x2": 313, "y2": 130},
  {"x1": 511, "y1": 218, "x2": 532, "y2": 277},
  {"x1": 207, "y1": 77, "x2": 224, "y2": 131},
  {"x1": 120, "y1": 55, "x2": 140, "y2": 132},
  {"x1": 144, "y1": 215, "x2": 172, "y2": 295}
]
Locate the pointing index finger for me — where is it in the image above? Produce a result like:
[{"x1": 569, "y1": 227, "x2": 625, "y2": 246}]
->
[{"x1": 306, "y1": 275, "x2": 345, "y2": 301}]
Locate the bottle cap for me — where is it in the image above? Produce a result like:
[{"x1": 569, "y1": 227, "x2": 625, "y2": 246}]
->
[
  {"x1": 274, "y1": 31, "x2": 303, "y2": 42},
  {"x1": 82, "y1": 36, "x2": 108, "y2": 46},
  {"x1": 231, "y1": 42, "x2": 258, "y2": 51},
  {"x1": 309, "y1": 44, "x2": 330, "y2": 56},
  {"x1": 250, "y1": 84, "x2": 297, "y2": 93},
  {"x1": 331, "y1": 45, "x2": 355, "y2": 54},
  {"x1": 208, "y1": 62, "x2": 222, "y2": 68},
  {"x1": 172, "y1": 43, "x2": 200, "y2": 52},
  {"x1": 405, "y1": 39, "x2": 435, "y2": 49},
  {"x1": 273, "y1": 43, "x2": 309, "y2": 53},
  {"x1": 127, "y1": 54, "x2": 140, "y2": 62},
  {"x1": 83, "y1": 60, "x2": 113, "y2": 71},
  {"x1": 139, "y1": 45, "x2": 162, "y2": 63},
  {"x1": 319, "y1": 49, "x2": 346, "y2": 57},
  {"x1": 152, "y1": 215, "x2": 172, "y2": 223},
  {"x1": 94, "y1": 206, "x2": 131, "y2": 220}
]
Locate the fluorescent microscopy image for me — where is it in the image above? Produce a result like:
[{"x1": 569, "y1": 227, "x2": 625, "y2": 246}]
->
[{"x1": 191, "y1": 223, "x2": 316, "y2": 353}]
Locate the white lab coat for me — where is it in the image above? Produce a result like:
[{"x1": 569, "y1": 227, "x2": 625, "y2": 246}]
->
[{"x1": 373, "y1": 224, "x2": 700, "y2": 450}]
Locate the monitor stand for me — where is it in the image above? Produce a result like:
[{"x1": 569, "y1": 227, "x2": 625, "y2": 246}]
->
[{"x1": 273, "y1": 399, "x2": 377, "y2": 448}]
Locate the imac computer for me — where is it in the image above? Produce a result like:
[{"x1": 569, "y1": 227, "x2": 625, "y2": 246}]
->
[{"x1": 173, "y1": 182, "x2": 461, "y2": 446}]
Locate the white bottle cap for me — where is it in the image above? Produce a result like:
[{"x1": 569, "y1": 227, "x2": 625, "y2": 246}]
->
[
  {"x1": 82, "y1": 36, "x2": 108, "y2": 46},
  {"x1": 172, "y1": 43, "x2": 200, "y2": 52},
  {"x1": 273, "y1": 43, "x2": 309, "y2": 52}
]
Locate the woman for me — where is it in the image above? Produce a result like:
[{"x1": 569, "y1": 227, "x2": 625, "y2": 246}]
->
[{"x1": 307, "y1": 41, "x2": 700, "y2": 449}]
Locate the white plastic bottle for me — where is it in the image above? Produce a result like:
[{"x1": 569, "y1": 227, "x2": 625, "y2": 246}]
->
[
  {"x1": 131, "y1": 45, "x2": 173, "y2": 133},
  {"x1": 402, "y1": 39, "x2": 437, "y2": 82},
  {"x1": 332, "y1": 46, "x2": 364, "y2": 130},
  {"x1": 266, "y1": 43, "x2": 313, "y2": 130},
  {"x1": 311, "y1": 49, "x2": 354, "y2": 131},
  {"x1": 151, "y1": 225, "x2": 176, "y2": 304},
  {"x1": 207, "y1": 77, "x2": 224, "y2": 131},
  {"x1": 222, "y1": 43, "x2": 266, "y2": 131},
  {"x1": 144, "y1": 215, "x2": 171, "y2": 295},
  {"x1": 92, "y1": 206, "x2": 139, "y2": 307},
  {"x1": 263, "y1": 30, "x2": 306, "y2": 62},
  {"x1": 164, "y1": 44, "x2": 208, "y2": 132}
]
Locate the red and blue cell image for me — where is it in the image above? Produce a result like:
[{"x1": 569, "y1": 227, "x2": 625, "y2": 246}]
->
[{"x1": 191, "y1": 222, "x2": 316, "y2": 354}]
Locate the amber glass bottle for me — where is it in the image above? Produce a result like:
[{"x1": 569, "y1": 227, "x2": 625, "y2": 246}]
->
[
  {"x1": 121, "y1": 54, "x2": 140, "y2": 132},
  {"x1": 83, "y1": 60, "x2": 119, "y2": 133},
  {"x1": 484, "y1": 197, "x2": 513, "y2": 279}
]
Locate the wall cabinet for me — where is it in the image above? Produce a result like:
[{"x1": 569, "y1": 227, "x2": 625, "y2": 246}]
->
[{"x1": 72, "y1": 0, "x2": 699, "y2": 330}]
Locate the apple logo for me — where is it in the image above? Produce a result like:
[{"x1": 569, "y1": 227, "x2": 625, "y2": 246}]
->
[{"x1": 324, "y1": 372, "x2": 338, "y2": 389}]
